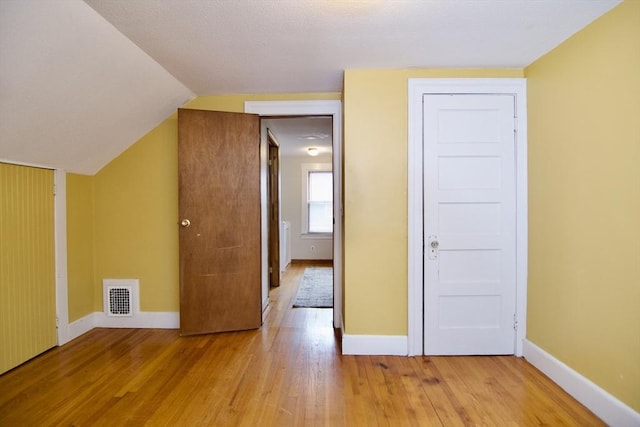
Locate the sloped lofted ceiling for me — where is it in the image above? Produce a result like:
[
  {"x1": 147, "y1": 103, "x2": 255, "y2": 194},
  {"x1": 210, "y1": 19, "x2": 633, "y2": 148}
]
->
[
  {"x1": 0, "y1": 0, "x2": 621, "y2": 175},
  {"x1": 0, "y1": 0, "x2": 195, "y2": 174}
]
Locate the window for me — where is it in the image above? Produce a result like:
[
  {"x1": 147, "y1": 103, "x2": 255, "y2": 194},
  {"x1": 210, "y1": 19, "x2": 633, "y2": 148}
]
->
[
  {"x1": 301, "y1": 164, "x2": 332, "y2": 234},
  {"x1": 308, "y1": 171, "x2": 332, "y2": 233}
]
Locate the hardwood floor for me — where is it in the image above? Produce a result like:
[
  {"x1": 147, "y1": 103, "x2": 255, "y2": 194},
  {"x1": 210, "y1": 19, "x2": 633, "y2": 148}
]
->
[{"x1": 0, "y1": 261, "x2": 603, "y2": 426}]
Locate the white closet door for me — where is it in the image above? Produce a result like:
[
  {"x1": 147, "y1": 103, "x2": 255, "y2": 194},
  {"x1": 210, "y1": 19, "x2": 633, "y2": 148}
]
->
[{"x1": 423, "y1": 94, "x2": 516, "y2": 355}]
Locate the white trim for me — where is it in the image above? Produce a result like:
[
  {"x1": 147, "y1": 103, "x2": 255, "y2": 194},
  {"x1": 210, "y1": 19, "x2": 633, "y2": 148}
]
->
[
  {"x1": 54, "y1": 169, "x2": 71, "y2": 346},
  {"x1": 94, "y1": 311, "x2": 179, "y2": 329},
  {"x1": 524, "y1": 340, "x2": 640, "y2": 426},
  {"x1": 68, "y1": 312, "x2": 98, "y2": 341},
  {"x1": 342, "y1": 334, "x2": 408, "y2": 356},
  {"x1": 67, "y1": 311, "x2": 180, "y2": 342},
  {"x1": 300, "y1": 233, "x2": 332, "y2": 240},
  {"x1": 407, "y1": 78, "x2": 528, "y2": 356},
  {"x1": 407, "y1": 82, "x2": 424, "y2": 357},
  {"x1": 244, "y1": 100, "x2": 343, "y2": 331}
]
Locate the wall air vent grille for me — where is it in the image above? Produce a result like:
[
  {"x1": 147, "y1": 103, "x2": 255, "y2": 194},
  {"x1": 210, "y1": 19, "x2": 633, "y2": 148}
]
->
[
  {"x1": 107, "y1": 286, "x2": 132, "y2": 316},
  {"x1": 103, "y1": 279, "x2": 139, "y2": 318}
]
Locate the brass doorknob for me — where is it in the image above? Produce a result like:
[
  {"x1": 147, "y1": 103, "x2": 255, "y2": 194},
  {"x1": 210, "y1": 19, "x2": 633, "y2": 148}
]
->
[{"x1": 180, "y1": 219, "x2": 191, "y2": 227}]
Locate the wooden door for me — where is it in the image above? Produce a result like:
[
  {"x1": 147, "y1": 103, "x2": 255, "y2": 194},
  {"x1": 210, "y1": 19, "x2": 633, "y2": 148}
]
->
[
  {"x1": 423, "y1": 94, "x2": 516, "y2": 355},
  {"x1": 178, "y1": 109, "x2": 262, "y2": 336},
  {"x1": 267, "y1": 134, "x2": 280, "y2": 287}
]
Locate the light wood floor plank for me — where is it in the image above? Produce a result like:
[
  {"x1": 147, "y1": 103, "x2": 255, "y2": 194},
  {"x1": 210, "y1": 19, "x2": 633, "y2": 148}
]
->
[{"x1": 0, "y1": 261, "x2": 604, "y2": 426}]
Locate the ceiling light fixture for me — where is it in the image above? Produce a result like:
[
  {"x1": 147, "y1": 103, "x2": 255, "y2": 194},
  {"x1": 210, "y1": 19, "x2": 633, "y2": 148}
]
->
[{"x1": 307, "y1": 147, "x2": 319, "y2": 156}]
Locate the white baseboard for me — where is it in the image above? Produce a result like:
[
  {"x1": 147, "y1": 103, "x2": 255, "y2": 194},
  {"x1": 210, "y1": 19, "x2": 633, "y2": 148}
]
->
[
  {"x1": 94, "y1": 311, "x2": 179, "y2": 329},
  {"x1": 68, "y1": 312, "x2": 98, "y2": 341},
  {"x1": 66, "y1": 311, "x2": 179, "y2": 343},
  {"x1": 342, "y1": 334, "x2": 408, "y2": 356},
  {"x1": 523, "y1": 339, "x2": 640, "y2": 427}
]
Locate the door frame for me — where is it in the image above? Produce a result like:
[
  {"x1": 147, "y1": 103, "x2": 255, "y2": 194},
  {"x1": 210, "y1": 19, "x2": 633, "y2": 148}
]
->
[
  {"x1": 54, "y1": 169, "x2": 70, "y2": 345},
  {"x1": 267, "y1": 130, "x2": 280, "y2": 288},
  {"x1": 245, "y1": 100, "x2": 343, "y2": 330},
  {"x1": 407, "y1": 78, "x2": 528, "y2": 356}
]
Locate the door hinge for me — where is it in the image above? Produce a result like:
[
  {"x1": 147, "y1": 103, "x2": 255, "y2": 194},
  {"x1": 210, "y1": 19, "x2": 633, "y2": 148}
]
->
[
  {"x1": 53, "y1": 184, "x2": 57, "y2": 196},
  {"x1": 513, "y1": 314, "x2": 518, "y2": 330},
  {"x1": 269, "y1": 267, "x2": 273, "y2": 274}
]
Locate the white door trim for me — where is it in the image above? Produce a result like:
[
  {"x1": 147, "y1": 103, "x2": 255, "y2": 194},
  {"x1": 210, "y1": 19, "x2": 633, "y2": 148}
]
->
[
  {"x1": 407, "y1": 78, "x2": 528, "y2": 356},
  {"x1": 244, "y1": 100, "x2": 343, "y2": 330},
  {"x1": 54, "y1": 169, "x2": 70, "y2": 346}
]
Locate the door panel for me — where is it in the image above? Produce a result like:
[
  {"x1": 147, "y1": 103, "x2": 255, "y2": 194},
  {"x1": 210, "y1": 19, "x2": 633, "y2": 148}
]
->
[
  {"x1": 424, "y1": 94, "x2": 516, "y2": 355},
  {"x1": 178, "y1": 109, "x2": 262, "y2": 336}
]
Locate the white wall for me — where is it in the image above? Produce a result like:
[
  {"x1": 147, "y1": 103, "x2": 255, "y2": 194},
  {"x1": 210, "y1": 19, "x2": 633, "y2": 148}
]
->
[{"x1": 281, "y1": 154, "x2": 333, "y2": 260}]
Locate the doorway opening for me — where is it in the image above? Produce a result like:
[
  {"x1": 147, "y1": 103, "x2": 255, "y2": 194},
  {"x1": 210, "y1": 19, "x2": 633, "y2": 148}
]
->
[
  {"x1": 245, "y1": 100, "x2": 343, "y2": 330},
  {"x1": 263, "y1": 116, "x2": 334, "y2": 311}
]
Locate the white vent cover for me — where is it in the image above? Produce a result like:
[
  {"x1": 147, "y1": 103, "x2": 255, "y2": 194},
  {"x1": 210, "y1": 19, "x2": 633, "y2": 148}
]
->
[{"x1": 103, "y1": 279, "x2": 139, "y2": 317}]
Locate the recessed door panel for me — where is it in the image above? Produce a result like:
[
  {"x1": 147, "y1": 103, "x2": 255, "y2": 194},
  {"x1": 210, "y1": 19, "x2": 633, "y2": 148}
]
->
[
  {"x1": 438, "y1": 296, "x2": 502, "y2": 329},
  {"x1": 438, "y1": 157, "x2": 501, "y2": 189},
  {"x1": 439, "y1": 203, "x2": 501, "y2": 235},
  {"x1": 438, "y1": 109, "x2": 502, "y2": 144},
  {"x1": 439, "y1": 250, "x2": 502, "y2": 284}
]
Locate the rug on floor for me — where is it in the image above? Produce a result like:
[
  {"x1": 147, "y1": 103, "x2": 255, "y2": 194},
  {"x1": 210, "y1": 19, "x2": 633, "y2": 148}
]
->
[{"x1": 292, "y1": 267, "x2": 333, "y2": 308}]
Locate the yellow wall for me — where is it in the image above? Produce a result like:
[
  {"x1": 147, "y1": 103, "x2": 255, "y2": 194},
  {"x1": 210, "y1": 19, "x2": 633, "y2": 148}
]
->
[
  {"x1": 88, "y1": 93, "x2": 339, "y2": 313},
  {"x1": 526, "y1": 1, "x2": 640, "y2": 411},
  {"x1": 93, "y1": 119, "x2": 180, "y2": 311},
  {"x1": 342, "y1": 68, "x2": 523, "y2": 335},
  {"x1": 66, "y1": 173, "x2": 95, "y2": 321}
]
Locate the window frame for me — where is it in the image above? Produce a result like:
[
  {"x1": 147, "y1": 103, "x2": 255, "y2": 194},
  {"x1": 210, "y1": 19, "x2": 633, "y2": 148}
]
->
[{"x1": 301, "y1": 163, "x2": 333, "y2": 237}]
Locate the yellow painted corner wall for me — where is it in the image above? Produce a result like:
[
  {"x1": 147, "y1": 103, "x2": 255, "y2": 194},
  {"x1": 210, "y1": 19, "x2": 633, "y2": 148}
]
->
[
  {"x1": 94, "y1": 119, "x2": 180, "y2": 312},
  {"x1": 342, "y1": 68, "x2": 523, "y2": 336},
  {"x1": 66, "y1": 173, "x2": 95, "y2": 321},
  {"x1": 93, "y1": 92, "x2": 340, "y2": 313},
  {"x1": 525, "y1": 0, "x2": 640, "y2": 411}
]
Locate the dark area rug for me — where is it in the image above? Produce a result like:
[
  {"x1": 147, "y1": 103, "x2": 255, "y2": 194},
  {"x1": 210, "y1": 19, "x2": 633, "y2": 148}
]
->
[{"x1": 292, "y1": 267, "x2": 333, "y2": 308}]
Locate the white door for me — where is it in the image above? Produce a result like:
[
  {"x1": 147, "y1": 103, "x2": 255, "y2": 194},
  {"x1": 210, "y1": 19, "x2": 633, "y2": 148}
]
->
[{"x1": 423, "y1": 94, "x2": 516, "y2": 355}]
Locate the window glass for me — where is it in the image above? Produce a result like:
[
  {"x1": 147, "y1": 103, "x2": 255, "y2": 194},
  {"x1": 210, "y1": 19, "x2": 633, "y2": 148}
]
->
[{"x1": 308, "y1": 171, "x2": 333, "y2": 233}]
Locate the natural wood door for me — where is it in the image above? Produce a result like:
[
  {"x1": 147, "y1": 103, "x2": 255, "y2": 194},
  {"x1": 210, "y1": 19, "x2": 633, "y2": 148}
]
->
[
  {"x1": 178, "y1": 109, "x2": 262, "y2": 336},
  {"x1": 267, "y1": 135, "x2": 280, "y2": 287},
  {"x1": 423, "y1": 94, "x2": 516, "y2": 355}
]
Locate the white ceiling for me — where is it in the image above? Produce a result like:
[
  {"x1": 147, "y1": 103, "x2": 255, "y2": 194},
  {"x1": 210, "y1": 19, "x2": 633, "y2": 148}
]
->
[
  {"x1": 0, "y1": 0, "x2": 621, "y2": 174},
  {"x1": 0, "y1": 0, "x2": 194, "y2": 174},
  {"x1": 84, "y1": 0, "x2": 621, "y2": 94},
  {"x1": 264, "y1": 117, "x2": 333, "y2": 158}
]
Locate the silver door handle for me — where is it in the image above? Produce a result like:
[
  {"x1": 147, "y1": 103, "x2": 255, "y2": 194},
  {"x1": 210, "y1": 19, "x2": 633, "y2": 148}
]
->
[
  {"x1": 180, "y1": 219, "x2": 191, "y2": 227},
  {"x1": 428, "y1": 235, "x2": 438, "y2": 260}
]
